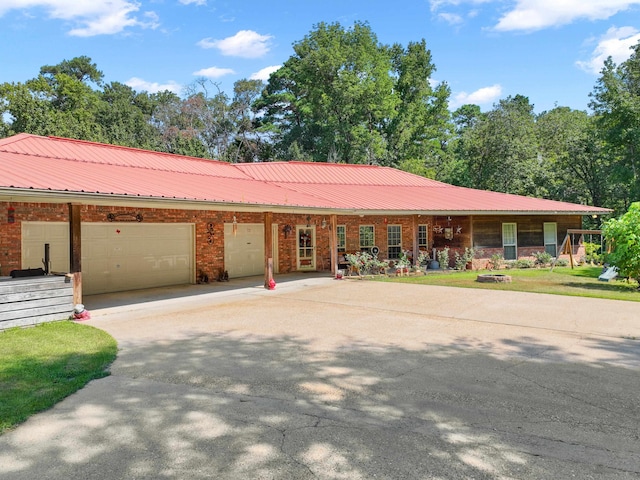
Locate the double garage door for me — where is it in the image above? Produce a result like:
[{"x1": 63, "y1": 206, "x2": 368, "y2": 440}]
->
[
  {"x1": 22, "y1": 222, "x2": 194, "y2": 295},
  {"x1": 22, "y1": 221, "x2": 268, "y2": 295}
]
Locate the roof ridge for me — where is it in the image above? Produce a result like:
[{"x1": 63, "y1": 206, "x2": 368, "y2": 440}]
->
[{"x1": 46, "y1": 135, "x2": 227, "y2": 164}]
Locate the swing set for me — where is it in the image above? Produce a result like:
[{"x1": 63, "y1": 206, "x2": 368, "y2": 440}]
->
[{"x1": 550, "y1": 229, "x2": 604, "y2": 271}]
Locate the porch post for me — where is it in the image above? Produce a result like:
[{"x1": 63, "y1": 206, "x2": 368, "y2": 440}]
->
[
  {"x1": 68, "y1": 203, "x2": 82, "y2": 305},
  {"x1": 264, "y1": 211, "x2": 273, "y2": 288},
  {"x1": 412, "y1": 215, "x2": 419, "y2": 266},
  {"x1": 330, "y1": 214, "x2": 338, "y2": 276}
]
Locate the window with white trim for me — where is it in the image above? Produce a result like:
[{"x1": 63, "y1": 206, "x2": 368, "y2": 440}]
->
[
  {"x1": 387, "y1": 225, "x2": 402, "y2": 259},
  {"x1": 359, "y1": 225, "x2": 375, "y2": 253},
  {"x1": 336, "y1": 225, "x2": 346, "y2": 253},
  {"x1": 418, "y1": 224, "x2": 429, "y2": 250}
]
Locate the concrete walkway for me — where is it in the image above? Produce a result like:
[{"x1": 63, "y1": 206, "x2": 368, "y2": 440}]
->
[{"x1": 1, "y1": 277, "x2": 639, "y2": 479}]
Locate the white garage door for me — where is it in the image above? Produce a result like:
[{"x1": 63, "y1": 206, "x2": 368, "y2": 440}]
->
[
  {"x1": 82, "y1": 223, "x2": 194, "y2": 295},
  {"x1": 224, "y1": 223, "x2": 264, "y2": 278},
  {"x1": 21, "y1": 222, "x2": 194, "y2": 295},
  {"x1": 21, "y1": 222, "x2": 69, "y2": 273}
]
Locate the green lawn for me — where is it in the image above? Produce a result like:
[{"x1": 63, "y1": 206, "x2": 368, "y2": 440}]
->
[
  {"x1": 0, "y1": 321, "x2": 117, "y2": 434},
  {"x1": 376, "y1": 266, "x2": 640, "y2": 302}
]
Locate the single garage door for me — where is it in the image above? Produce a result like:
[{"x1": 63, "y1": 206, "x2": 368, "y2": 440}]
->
[
  {"x1": 224, "y1": 223, "x2": 264, "y2": 278},
  {"x1": 22, "y1": 222, "x2": 194, "y2": 295},
  {"x1": 21, "y1": 222, "x2": 69, "y2": 273}
]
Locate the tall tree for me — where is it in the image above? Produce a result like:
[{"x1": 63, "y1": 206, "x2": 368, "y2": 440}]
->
[
  {"x1": 536, "y1": 107, "x2": 610, "y2": 207},
  {"x1": 452, "y1": 95, "x2": 541, "y2": 196},
  {"x1": 227, "y1": 79, "x2": 266, "y2": 162},
  {"x1": 590, "y1": 42, "x2": 640, "y2": 210},
  {"x1": 256, "y1": 21, "x2": 450, "y2": 167},
  {"x1": 98, "y1": 81, "x2": 161, "y2": 150},
  {"x1": 388, "y1": 40, "x2": 452, "y2": 177}
]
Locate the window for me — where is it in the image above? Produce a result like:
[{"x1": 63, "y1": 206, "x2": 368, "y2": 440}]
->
[
  {"x1": 544, "y1": 222, "x2": 557, "y2": 257},
  {"x1": 336, "y1": 225, "x2": 346, "y2": 253},
  {"x1": 387, "y1": 225, "x2": 402, "y2": 259},
  {"x1": 502, "y1": 223, "x2": 517, "y2": 260},
  {"x1": 359, "y1": 225, "x2": 375, "y2": 253},
  {"x1": 418, "y1": 224, "x2": 429, "y2": 249}
]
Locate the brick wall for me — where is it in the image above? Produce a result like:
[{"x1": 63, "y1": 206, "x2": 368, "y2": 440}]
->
[{"x1": 1, "y1": 201, "x2": 588, "y2": 279}]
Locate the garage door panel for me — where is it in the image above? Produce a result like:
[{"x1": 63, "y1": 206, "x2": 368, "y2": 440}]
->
[{"x1": 224, "y1": 223, "x2": 264, "y2": 278}]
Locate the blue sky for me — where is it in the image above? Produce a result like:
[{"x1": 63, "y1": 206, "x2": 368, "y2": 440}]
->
[{"x1": 1, "y1": 1, "x2": 639, "y2": 113}]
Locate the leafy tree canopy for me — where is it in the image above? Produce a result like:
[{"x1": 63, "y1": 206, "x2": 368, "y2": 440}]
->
[
  {"x1": 603, "y1": 202, "x2": 640, "y2": 286},
  {"x1": 255, "y1": 21, "x2": 452, "y2": 169}
]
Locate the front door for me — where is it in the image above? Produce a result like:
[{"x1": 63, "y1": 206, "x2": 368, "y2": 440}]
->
[{"x1": 297, "y1": 225, "x2": 316, "y2": 270}]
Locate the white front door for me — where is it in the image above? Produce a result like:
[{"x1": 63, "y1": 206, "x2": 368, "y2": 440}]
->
[
  {"x1": 502, "y1": 223, "x2": 518, "y2": 260},
  {"x1": 297, "y1": 225, "x2": 316, "y2": 270}
]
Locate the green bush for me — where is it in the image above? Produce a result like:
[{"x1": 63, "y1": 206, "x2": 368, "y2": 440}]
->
[
  {"x1": 514, "y1": 258, "x2": 535, "y2": 269},
  {"x1": 454, "y1": 247, "x2": 476, "y2": 270},
  {"x1": 345, "y1": 251, "x2": 388, "y2": 275},
  {"x1": 437, "y1": 247, "x2": 450, "y2": 269},
  {"x1": 488, "y1": 253, "x2": 504, "y2": 270},
  {"x1": 583, "y1": 242, "x2": 602, "y2": 264},
  {"x1": 533, "y1": 251, "x2": 553, "y2": 267}
]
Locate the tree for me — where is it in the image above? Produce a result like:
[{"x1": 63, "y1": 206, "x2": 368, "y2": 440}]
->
[
  {"x1": 536, "y1": 106, "x2": 611, "y2": 207},
  {"x1": 590, "y1": 42, "x2": 640, "y2": 211},
  {"x1": 227, "y1": 79, "x2": 266, "y2": 162},
  {"x1": 256, "y1": 21, "x2": 451, "y2": 167},
  {"x1": 603, "y1": 202, "x2": 640, "y2": 287},
  {"x1": 387, "y1": 40, "x2": 452, "y2": 176},
  {"x1": 40, "y1": 56, "x2": 103, "y2": 86},
  {"x1": 451, "y1": 95, "x2": 541, "y2": 196},
  {"x1": 98, "y1": 81, "x2": 161, "y2": 150}
]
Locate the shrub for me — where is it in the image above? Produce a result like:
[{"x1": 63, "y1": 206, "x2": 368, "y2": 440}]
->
[
  {"x1": 514, "y1": 258, "x2": 535, "y2": 269},
  {"x1": 454, "y1": 247, "x2": 476, "y2": 270},
  {"x1": 345, "y1": 251, "x2": 388, "y2": 276},
  {"x1": 488, "y1": 253, "x2": 504, "y2": 270},
  {"x1": 555, "y1": 258, "x2": 569, "y2": 267},
  {"x1": 416, "y1": 250, "x2": 430, "y2": 267},
  {"x1": 533, "y1": 251, "x2": 553, "y2": 267},
  {"x1": 437, "y1": 247, "x2": 450, "y2": 269},
  {"x1": 584, "y1": 242, "x2": 602, "y2": 264}
]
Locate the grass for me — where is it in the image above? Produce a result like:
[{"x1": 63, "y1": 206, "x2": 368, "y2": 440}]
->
[
  {"x1": 375, "y1": 266, "x2": 640, "y2": 302},
  {"x1": 0, "y1": 321, "x2": 117, "y2": 434}
]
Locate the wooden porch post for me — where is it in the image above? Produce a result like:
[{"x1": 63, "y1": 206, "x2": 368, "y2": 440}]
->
[
  {"x1": 412, "y1": 215, "x2": 419, "y2": 266},
  {"x1": 68, "y1": 203, "x2": 82, "y2": 305},
  {"x1": 330, "y1": 214, "x2": 338, "y2": 276},
  {"x1": 264, "y1": 211, "x2": 273, "y2": 288}
]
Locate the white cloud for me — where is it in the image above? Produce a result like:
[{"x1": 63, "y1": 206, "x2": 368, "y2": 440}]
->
[
  {"x1": 438, "y1": 12, "x2": 464, "y2": 25},
  {"x1": 451, "y1": 84, "x2": 502, "y2": 108},
  {"x1": 494, "y1": 0, "x2": 640, "y2": 32},
  {"x1": 197, "y1": 30, "x2": 273, "y2": 58},
  {"x1": 0, "y1": 0, "x2": 158, "y2": 36},
  {"x1": 125, "y1": 77, "x2": 182, "y2": 94},
  {"x1": 576, "y1": 26, "x2": 640, "y2": 74},
  {"x1": 193, "y1": 66, "x2": 236, "y2": 78},
  {"x1": 429, "y1": 0, "x2": 491, "y2": 12},
  {"x1": 250, "y1": 65, "x2": 281, "y2": 81},
  {"x1": 179, "y1": 0, "x2": 206, "y2": 5}
]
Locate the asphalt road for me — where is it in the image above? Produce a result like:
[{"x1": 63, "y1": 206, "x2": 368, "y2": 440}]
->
[{"x1": 1, "y1": 276, "x2": 639, "y2": 479}]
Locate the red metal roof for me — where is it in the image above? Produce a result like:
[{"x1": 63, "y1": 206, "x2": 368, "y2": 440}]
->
[{"x1": 0, "y1": 134, "x2": 611, "y2": 214}]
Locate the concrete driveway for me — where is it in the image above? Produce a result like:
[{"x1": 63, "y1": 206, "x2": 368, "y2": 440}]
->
[{"x1": 1, "y1": 275, "x2": 639, "y2": 479}]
